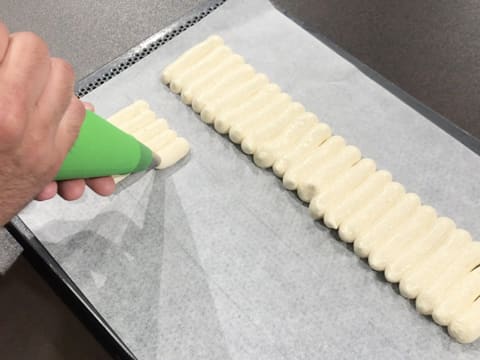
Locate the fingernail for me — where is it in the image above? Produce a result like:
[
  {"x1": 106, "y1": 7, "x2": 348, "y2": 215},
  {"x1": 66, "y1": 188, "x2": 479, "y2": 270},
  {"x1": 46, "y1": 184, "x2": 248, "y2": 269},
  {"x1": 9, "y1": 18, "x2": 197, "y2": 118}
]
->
[{"x1": 82, "y1": 102, "x2": 94, "y2": 112}]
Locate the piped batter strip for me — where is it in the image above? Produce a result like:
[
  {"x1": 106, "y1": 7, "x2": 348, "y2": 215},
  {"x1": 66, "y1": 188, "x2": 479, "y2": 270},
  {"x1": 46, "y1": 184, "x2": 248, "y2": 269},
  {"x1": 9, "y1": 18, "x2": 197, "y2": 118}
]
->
[
  {"x1": 162, "y1": 35, "x2": 480, "y2": 343},
  {"x1": 254, "y1": 112, "x2": 318, "y2": 169},
  {"x1": 416, "y1": 241, "x2": 480, "y2": 318},
  {"x1": 449, "y1": 290, "x2": 480, "y2": 344},
  {"x1": 309, "y1": 158, "x2": 376, "y2": 220},
  {"x1": 337, "y1": 181, "x2": 405, "y2": 243},
  {"x1": 369, "y1": 205, "x2": 437, "y2": 270},
  {"x1": 399, "y1": 229, "x2": 472, "y2": 299},
  {"x1": 169, "y1": 45, "x2": 233, "y2": 94},
  {"x1": 323, "y1": 170, "x2": 392, "y2": 230},
  {"x1": 201, "y1": 73, "x2": 270, "y2": 124},
  {"x1": 297, "y1": 145, "x2": 362, "y2": 203},
  {"x1": 433, "y1": 267, "x2": 480, "y2": 327},
  {"x1": 358, "y1": 193, "x2": 422, "y2": 262},
  {"x1": 181, "y1": 54, "x2": 245, "y2": 105},
  {"x1": 229, "y1": 92, "x2": 292, "y2": 144},
  {"x1": 272, "y1": 122, "x2": 332, "y2": 177},
  {"x1": 383, "y1": 217, "x2": 456, "y2": 283},
  {"x1": 109, "y1": 100, "x2": 149, "y2": 127},
  {"x1": 192, "y1": 63, "x2": 256, "y2": 113},
  {"x1": 107, "y1": 100, "x2": 190, "y2": 182},
  {"x1": 161, "y1": 35, "x2": 224, "y2": 85},
  {"x1": 226, "y1": 88, "x2": 291, "y2": 143},
  {"x1": 214, "y1": 83, "x2": 281, "y2": 134},
  {"x1": 283, "y1": 136, "x2": 346, "y2": 191},
  {"x1": 242, "y1": 100, "x2": 305, "y2": 155}
]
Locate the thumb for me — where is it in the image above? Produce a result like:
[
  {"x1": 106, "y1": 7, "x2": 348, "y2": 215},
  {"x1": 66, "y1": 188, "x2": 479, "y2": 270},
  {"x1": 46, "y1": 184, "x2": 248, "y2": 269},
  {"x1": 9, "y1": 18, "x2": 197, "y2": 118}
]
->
[
  {"x1": 55, "y1": 96, "x2": 86, "y2": 158},
  {"x1": 82, "y1": 101, "x2": 94, "y2": 112}
]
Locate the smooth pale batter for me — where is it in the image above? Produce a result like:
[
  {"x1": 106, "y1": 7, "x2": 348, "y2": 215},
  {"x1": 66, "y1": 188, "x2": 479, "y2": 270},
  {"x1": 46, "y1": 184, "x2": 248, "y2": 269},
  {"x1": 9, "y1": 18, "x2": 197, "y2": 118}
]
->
[
  {"x1": 356, "y1": 193, "x2": 421, "y2": 263},
  {"x1": 399, "y1": 229, "x2": 472, "y2": 299},
  {"x1": 337, "y1": 181, "x2": 405, "y2": 243},
  {"x1": 368, "y1": 205, "x2": 437, "y2": 271},
  {"x1": 384, "y1": 217, "x2": 456, "y2": 283},
  {"x1": 135, "y1": 119, "x2": 169, "y2": 142},
  {"x1": 155, "y1": 137, "x2": 190, "y2": 169},
  {"x1": 201, "y1": 73, "x2": 269, "y2": 124},
  {"x1": 449, "y1": 295, "x2": 480, "y2": 343},
  {"x1": 242, "y1": 97, "x2": 305, "y2": 155},
  {"x1": 147, "y1": 129, "x2": 177, "y2": 151},
  {"x1": 415, "y1": 241, "x2": 480, "y2": 318},
  {"x1": 161, "y1": 35, "x2": 224, "y2": 85},
  {"x1": 297, "y1": 145, "x2": 362, "y2": 203},
  {"x1": 282, "y1": 136, "x2": 346, "y2": 191},
  {"x1": 323, "y1": 170, "x2": 392, "y2": 229},
  {"x1": 107, "y1": 100, "x2": 190, "y2": 181},
  {"x1": 309, "y1": 158, "x2": 376, "y2": 220},
  {"x1": 121, "y1": 110, "x2": 156, "y2": 134},
  {"x1": 169, "y1": 45, "x2": 232, "y2": 94},
  {"x1": 162, "y1": 35, "x2": 480, "y2": 344},
  {"x1": 253, "y1": 112, "x2": 318, "y2": 168},
  {"x1": 352, "y1": 192, "x2": 419, "y2": 257},
  {"x1": 432, "y1": 267, "x2": 480, "y2": 326},
  {"x1": 181, "y1": 54, "x2": 245, "y2": 105},
  {"x1": 272, "y1": 123, "x2": 332, "y2": 177},
  {"x1": 109, "y1": 100, "x2": 149, "y2": 127},
  {"x1": 214, "y1": 83, "x2": 281, "y2": 134},
  {"x1": 229, "y1": 92, "x2": 292, "y2": 144},
  {"x1": 192, "y1": 63, "x2": 256, "y2": 113}
]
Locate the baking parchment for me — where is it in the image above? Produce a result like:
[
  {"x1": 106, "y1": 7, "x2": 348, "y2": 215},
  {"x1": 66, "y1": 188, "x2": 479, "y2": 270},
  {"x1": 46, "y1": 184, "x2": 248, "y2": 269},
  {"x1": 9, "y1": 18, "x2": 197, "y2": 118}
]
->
[{"x1": 19, "y1": 0, "x2": 480, "y2": 359}]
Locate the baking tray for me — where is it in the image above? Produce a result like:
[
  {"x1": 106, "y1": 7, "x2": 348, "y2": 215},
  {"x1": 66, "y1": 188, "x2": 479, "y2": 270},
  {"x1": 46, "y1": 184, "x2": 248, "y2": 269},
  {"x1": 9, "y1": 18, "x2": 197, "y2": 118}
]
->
[{"x1": 8, "y1": 0, "x2": 480, "y2": 359}]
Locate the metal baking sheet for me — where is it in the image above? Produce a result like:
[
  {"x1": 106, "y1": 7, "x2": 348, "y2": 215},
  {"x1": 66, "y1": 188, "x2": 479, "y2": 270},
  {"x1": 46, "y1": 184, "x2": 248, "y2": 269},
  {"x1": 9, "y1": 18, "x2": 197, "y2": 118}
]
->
[{"x1": 19, "y1": 0, "x2": 480, "y2": 359}]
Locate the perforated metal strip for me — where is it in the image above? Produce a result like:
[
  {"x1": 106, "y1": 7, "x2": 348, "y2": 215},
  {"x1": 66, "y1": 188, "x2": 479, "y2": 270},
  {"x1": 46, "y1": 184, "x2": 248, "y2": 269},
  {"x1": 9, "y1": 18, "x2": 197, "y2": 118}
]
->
[{"x1": 75, "y1": 0, "x2": 227, "y2": 97}]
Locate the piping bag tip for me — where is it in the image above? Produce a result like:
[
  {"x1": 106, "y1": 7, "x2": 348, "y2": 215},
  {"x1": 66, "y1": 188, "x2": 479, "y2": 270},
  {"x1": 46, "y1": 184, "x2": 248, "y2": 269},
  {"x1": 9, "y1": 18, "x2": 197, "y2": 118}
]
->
[
  {"x1": 55, "y1": 110, "x2": 159, "y2": 181},
  {"x1": 150, "y1": 153, "x2": 162, "y2": 169}
]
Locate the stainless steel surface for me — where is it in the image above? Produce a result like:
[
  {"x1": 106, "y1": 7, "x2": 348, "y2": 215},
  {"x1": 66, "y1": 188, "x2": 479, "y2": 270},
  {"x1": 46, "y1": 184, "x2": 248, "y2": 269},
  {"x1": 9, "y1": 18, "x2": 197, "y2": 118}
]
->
[
  {"x1": 0, "y1": 228, "x2": 22, "y2": 274},
  {"x1": 2, "y1": 0, "x2": 207, "y2": 79}
]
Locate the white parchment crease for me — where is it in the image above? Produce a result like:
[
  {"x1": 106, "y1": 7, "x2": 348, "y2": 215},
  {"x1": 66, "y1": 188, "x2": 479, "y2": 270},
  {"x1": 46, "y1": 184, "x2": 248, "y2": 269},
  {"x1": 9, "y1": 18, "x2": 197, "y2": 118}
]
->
[{"x1": 19, "y1": 0, "x2": 480, "y2": 359}]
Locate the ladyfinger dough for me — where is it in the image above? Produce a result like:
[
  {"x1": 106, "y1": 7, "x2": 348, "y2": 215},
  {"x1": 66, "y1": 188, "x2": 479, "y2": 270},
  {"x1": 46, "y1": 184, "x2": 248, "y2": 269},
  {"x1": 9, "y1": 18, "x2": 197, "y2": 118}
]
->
[
  {"x1": 162, "y1": 35, "x2": 480, "y2": 344},
  {"x1": 107, "y1": 100, "x2": 190, "y2": 182}
]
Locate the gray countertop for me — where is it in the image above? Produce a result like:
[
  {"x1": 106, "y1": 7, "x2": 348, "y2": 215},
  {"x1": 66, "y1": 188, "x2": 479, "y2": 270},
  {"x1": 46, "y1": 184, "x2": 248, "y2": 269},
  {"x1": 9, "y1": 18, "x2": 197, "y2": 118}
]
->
[{"x1": 3, "y1": 0, "x2": 206, "y2": 79}]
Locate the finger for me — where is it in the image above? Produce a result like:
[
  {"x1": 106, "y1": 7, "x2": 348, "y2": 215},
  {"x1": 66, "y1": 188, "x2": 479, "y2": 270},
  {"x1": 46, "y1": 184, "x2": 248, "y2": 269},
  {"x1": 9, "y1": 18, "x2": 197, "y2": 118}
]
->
[
  {"x1": 0, "y1": 22, "x2": 9, "y2": 63},
  {"x1": 36, "y1": 57, "x2": 75, "y2": 134},
  {"x1": 0, "y1": 32, "x2": 51, "y2": 107},
  {"x1": 86, "y1": 176, "x2": 115, "y2": 196},
  {"x1": 35, "y1": 181, "x2": 58, "y2": 201},
  {"x1": 54, "y1": 95, "x2": 86, "y2": 158},
  {"x1": 82, "y1": 101, "x2": 94, "y2": 112},
  {"x1": 57, "y1": 179, "x2": 85, "y2": 201}
]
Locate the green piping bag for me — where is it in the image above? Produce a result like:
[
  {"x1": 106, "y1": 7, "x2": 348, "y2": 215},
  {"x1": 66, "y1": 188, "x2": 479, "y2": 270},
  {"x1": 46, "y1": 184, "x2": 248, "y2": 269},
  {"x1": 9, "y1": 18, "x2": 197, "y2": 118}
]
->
[{"x1": 55, "y1": 110, "x2": 159, "y2": 180}]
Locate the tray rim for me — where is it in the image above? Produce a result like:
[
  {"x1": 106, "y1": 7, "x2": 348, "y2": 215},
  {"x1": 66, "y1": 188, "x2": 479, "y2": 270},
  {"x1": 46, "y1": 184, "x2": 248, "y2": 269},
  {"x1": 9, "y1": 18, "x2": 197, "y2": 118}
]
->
[{"x1": 7, "y1": 0, "x2": 480, "y2": 358}]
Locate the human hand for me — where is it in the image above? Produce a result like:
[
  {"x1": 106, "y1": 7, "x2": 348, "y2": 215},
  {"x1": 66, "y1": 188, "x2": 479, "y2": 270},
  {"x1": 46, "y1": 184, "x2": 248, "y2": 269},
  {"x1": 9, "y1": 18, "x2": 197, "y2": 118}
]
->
[
  {"x1": 35, "y1": 102, "x2": 115, "y2": 201},
  {"x1": 0, "y1": 23, "x2": 113, "y2": 225}
]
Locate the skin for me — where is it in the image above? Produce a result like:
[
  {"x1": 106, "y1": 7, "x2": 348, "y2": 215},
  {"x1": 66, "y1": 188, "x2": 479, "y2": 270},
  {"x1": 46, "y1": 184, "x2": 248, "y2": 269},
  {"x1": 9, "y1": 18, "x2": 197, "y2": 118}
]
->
[{"x1": 0, "y1": 22, "x2": 115, "y2": 225}]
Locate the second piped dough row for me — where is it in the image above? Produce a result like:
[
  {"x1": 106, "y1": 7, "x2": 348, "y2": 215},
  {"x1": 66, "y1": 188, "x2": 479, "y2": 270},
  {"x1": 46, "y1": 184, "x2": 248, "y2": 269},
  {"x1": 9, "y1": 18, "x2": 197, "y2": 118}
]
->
[{"x1": 108, "y1": 100, "x2": 190, "y2": 182}]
